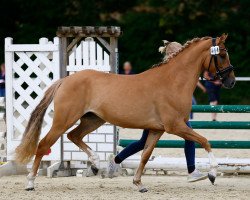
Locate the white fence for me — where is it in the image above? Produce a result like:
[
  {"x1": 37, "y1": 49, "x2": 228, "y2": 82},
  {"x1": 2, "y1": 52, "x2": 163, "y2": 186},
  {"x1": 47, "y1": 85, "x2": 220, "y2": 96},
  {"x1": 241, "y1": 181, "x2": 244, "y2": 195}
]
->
[
  {"x1": 4, "y1": 37, "x2": 115, "y2": 166},
  {"x1": 5, "y1": 37, "x2": 61, "y2": 161}
]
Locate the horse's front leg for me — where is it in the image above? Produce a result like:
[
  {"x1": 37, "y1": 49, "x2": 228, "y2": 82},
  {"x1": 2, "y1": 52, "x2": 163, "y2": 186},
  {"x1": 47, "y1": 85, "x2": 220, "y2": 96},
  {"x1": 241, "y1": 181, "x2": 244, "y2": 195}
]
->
[
  {"x1": 133, "y1": 130, "x2": 163, "y2": 193},
  {"x1": 168, "y1": 122, "x2": 218, "y2": 184}
]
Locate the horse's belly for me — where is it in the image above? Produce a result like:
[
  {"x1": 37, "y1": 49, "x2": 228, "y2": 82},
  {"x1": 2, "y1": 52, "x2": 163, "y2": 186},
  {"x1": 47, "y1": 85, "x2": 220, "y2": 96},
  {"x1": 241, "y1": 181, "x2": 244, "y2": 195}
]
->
[
  {"x1": 105, "y1": 115, "x2": 162, "y2": 130},
  {"x1": 91, "y1": 103, "x2": 163, "y2": 130}
]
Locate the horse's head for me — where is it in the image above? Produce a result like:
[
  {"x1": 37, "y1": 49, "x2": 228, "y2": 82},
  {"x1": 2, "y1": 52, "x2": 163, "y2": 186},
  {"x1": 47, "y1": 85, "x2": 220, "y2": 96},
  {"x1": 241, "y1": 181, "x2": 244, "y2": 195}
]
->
[{"x1": 204, "y1": 33, "x2": 236, "y2": 89}]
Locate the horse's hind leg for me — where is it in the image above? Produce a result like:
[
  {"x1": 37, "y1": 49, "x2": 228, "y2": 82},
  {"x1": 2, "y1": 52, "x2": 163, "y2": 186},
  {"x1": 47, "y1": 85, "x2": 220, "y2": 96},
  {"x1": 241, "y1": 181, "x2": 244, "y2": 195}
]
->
[
  {"x1": 133, "y1": 130, "x2": 163, "y2": 192},
  {"x1": 26, "y1": 123, "x2": 73, "y2": 191},
  {"x1": 26, "y1": 105, "x2": 83, "y2": 190},
  {"x1": 67, "y1": 113, "x2": 105, "y2": 174}
]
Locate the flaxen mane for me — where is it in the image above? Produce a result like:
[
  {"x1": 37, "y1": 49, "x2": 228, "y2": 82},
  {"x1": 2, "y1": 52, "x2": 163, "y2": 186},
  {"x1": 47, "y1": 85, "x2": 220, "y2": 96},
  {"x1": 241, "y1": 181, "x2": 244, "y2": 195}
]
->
[{"x1": 151, "y1": 36, "x2": 211, "y2": 68}]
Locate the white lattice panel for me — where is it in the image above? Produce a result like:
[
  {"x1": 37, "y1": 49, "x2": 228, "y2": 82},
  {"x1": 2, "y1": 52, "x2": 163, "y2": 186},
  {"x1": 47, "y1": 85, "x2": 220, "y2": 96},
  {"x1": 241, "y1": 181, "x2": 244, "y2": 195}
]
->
[
  {"x1": 4, "y1": 36, "x2": 116, "y2": 165},
  {"x1": 64, "y1": 37, "x2": 115, "y2": 163},
  {"x1": 67, "y1": 37, "x2": 111, "y2": 74},
  {"x1": 5, "y1": 37, "x2": 61, "y2": 161}
]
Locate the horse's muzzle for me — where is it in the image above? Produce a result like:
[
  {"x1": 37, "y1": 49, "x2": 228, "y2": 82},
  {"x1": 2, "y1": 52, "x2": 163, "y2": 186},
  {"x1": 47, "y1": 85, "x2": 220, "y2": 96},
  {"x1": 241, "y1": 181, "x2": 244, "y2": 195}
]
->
[{"x1": 222, "y1": 76, "x2": 236, "y2": 89}]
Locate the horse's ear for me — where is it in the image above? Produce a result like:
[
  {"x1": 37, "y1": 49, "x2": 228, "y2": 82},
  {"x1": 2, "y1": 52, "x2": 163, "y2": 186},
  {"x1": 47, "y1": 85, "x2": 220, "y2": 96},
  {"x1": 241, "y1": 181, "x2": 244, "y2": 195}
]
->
[{"x1": 219, "y1": 33, "x2": 228, "y2": 44}]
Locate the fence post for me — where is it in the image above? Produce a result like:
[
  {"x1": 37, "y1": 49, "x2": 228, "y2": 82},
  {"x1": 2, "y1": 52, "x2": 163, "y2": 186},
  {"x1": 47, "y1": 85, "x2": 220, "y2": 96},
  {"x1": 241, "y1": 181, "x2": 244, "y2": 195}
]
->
[
  {"x1": 5, "y1": 38, "x2": 14, "y2": 160},
  {"x1": 110, "y1": 36, "x2": 119, "y2": 154}
]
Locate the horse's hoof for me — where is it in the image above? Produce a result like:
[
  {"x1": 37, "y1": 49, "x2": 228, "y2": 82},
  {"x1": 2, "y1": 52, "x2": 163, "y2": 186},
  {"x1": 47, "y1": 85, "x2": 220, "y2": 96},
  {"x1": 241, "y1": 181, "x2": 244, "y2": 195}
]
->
[
  {"x1": 91, "y1": 165, "x2": 99, "y2": 175},
  {"x1": 25, "y1": 187, "x2": 35, "y2": 191},
  {"x1": 139, "y1": 187, "x2": 148, "y2": 193},
  {"x1": 208, "y1": 173, "x2": 215, "y2": 185}
]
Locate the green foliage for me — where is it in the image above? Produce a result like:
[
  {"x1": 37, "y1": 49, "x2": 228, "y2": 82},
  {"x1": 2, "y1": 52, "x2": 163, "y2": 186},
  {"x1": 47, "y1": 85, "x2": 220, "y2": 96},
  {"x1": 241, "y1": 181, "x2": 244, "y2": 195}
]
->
[
  {"x1": 0, "y1": 0, "x2": 249, "y2": 104},
  {"x1": 119, "y1": 12, "x2": 165, "y2": 72}
]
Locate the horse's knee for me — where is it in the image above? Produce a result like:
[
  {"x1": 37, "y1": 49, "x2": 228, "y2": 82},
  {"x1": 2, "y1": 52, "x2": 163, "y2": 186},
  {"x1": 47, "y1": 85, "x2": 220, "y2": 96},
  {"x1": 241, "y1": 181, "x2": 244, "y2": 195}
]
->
[{"x1": 165, "y1": 123, "x2": 188, "y2": 135}]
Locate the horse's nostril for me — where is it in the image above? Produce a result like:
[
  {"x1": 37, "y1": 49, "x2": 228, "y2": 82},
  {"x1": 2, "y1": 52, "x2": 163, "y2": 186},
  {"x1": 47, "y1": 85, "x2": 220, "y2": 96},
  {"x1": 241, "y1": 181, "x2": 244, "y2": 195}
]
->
[{"x1": 231, "y1": 80, "x2": 235, "y2": 86}]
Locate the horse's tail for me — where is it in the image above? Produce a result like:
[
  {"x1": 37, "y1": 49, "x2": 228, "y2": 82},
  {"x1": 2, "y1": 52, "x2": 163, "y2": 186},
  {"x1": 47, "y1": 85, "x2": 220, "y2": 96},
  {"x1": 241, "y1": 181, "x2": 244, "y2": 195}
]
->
[{"x1": 15, "y1": 79, "x2": 64, "y2": 164}]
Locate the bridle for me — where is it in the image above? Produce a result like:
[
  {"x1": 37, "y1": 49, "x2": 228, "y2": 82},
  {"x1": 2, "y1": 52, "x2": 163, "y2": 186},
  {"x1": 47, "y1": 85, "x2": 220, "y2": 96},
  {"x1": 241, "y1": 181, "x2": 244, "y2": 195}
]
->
[{"x1": 207, "y1": 38, "x2": 234, "y2": 81}]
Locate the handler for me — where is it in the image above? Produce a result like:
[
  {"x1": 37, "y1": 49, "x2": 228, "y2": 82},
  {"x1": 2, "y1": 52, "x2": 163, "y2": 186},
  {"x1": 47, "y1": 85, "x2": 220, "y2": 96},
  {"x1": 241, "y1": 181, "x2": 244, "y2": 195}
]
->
[
  {"x1": 107, "y1": 41, "x2": 207, "y2": 182},
  {"x1": 203, "y1": 71, "x2": 222, "y2": 121}
]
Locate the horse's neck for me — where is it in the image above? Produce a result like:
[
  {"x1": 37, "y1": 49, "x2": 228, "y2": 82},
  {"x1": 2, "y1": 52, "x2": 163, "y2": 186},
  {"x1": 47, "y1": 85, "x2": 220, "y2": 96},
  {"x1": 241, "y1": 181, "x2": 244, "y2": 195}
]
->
[{"x1": 160, "y1": 39, "x2": 210, "y2": 94}]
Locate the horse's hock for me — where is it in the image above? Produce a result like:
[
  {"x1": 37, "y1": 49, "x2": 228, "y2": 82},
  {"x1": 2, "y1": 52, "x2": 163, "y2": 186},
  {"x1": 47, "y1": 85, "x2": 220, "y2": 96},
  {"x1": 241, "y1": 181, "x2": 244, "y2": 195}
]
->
[{"x1": 1, "y1": 26, "x2": 121, "y2": 177}]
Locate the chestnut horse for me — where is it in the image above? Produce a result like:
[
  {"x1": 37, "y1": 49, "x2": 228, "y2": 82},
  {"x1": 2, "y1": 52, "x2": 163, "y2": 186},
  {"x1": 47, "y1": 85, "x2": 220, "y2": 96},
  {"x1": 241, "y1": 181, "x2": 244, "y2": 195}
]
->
[{"x1": 16, "y1": 34, "x2": 235, "y2": 192}]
